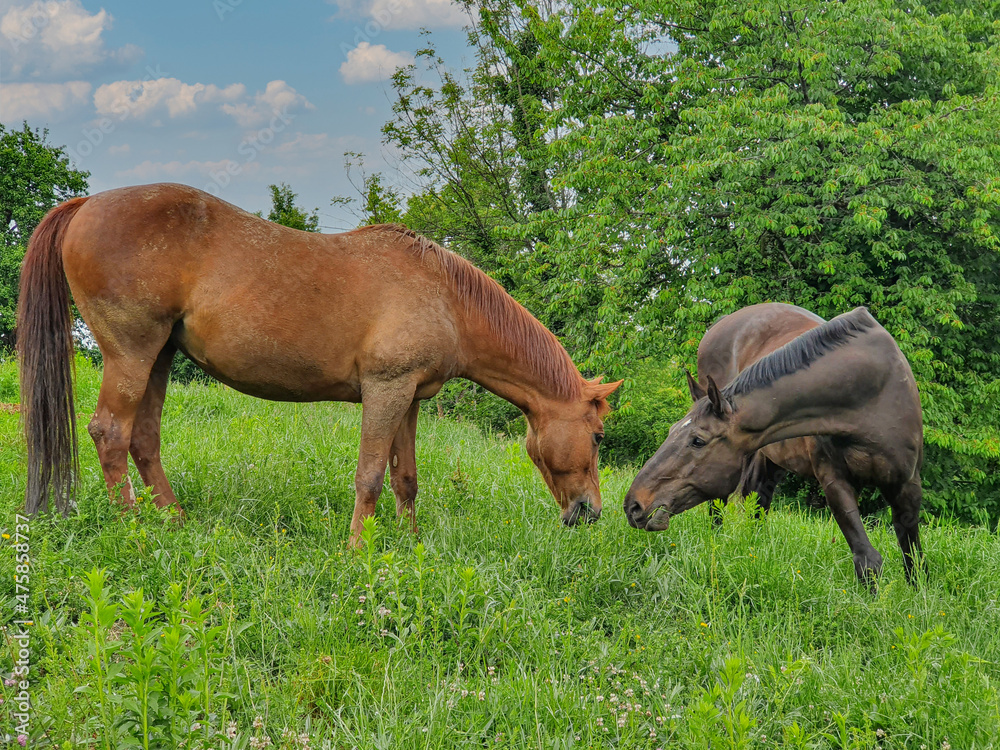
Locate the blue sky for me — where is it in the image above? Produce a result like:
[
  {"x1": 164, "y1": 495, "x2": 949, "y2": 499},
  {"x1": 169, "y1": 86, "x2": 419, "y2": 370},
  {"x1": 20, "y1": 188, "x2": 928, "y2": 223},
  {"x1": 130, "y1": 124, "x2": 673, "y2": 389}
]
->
[{"x1": 0, "y1": 0, "x2": 472, "y2": 227}]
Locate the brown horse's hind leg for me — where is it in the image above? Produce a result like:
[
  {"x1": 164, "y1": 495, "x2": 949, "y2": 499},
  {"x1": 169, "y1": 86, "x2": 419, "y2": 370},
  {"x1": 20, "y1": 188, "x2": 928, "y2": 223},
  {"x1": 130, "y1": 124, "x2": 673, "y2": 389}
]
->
[
  {"x1": 88, "y1": 353, "x2": 160, "y2": 508},
  {"x1": 128, "y1": 343, "x2": 182, "y2": 515},
  {"x1": 888, "y1": 479, "x2": 923, "y2": 584},
  {"x1": 389, "y1": 401, "x2": 420, "y2": 534},
  {"x1": 739, "y1": 452, "x2": 785, "y2": 516},
  {"x1": 349, "y1": 378, "x2": 418, "y2": 547}
]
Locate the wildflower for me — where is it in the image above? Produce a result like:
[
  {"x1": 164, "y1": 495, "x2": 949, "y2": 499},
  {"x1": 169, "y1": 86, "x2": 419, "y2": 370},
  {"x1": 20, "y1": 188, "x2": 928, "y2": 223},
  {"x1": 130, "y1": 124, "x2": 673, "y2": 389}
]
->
[
  {"x1": 378, "y1": 607, "x2": 391, "y2": 617},
  {"x1": 478, "y1": 691, "x2": 485, "y2": 701},
  {"x1": 358, "y1": 595, "x2": 367, "y2": 603},
  {"x1": 17, "y1": 737, "x2": 26, "y2": 748},
  {"x1": 253, "y1": 715, "x2": 265, "y2": 730},
  {"x1": 876, "y1": 729, "x2": 886, "y2": 738}
]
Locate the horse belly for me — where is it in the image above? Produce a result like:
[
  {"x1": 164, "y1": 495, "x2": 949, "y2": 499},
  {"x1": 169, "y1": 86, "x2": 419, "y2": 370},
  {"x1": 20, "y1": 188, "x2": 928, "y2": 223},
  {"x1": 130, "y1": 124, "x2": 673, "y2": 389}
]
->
[{"x1": 173, "y1": 307, "x2": 363, "y2": 402}]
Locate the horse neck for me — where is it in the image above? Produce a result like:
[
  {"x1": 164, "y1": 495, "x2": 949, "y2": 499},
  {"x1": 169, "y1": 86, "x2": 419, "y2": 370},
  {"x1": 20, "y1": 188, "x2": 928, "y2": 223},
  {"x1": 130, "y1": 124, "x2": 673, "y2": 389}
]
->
[
  {"x1": 729, "y1": 329, "x2": 895, "y2": 451},
  {"x1": 458, "y1": 315, "x2": 583, "y2": 417}
]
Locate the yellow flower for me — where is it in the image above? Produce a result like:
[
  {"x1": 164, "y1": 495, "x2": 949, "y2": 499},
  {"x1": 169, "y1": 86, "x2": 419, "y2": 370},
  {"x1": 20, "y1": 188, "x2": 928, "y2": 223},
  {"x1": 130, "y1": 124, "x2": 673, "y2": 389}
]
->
[{"x1": 1, "y1": 534, "x2": 8, "y2": 539}]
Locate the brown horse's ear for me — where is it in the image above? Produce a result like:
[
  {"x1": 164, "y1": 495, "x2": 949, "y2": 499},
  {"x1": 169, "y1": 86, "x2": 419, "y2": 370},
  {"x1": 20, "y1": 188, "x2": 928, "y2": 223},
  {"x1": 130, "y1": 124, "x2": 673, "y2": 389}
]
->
[
  {"x1": 587, "y1": 378, "x2": 623, "y2": 401},
  {"x1": 706, "y1": 375, "x2": 730, "y2": 418},
  {"x1": 686, "y1": 369, "x2": 706, "y2": 402}
]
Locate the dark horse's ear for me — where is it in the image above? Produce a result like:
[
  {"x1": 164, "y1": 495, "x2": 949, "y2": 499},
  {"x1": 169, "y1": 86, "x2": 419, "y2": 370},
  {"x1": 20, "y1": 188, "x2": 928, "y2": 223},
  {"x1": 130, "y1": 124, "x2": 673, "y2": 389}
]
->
[
  {"x1": 706, "y1": 375, "x2": 730, "y2": 418},
  {"x1": 685, "y1": 369, "x2": 707, "y2": 402}
]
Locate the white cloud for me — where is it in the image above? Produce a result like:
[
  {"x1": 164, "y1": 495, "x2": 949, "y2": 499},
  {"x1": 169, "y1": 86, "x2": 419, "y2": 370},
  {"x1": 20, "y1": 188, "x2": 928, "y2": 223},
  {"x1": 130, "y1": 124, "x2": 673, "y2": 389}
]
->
[
  {"x1": 220, "y1": 80, "x2": 314, "y2": 127},
  {"x1": 93, "y1": 78, "x2": 313, "y2": 126},
  {"x1": 0, "y1": 80, "x2": 90, "y2": 122},
  {"x1": 339, "y1": 42, "x2": 413, "y2": 84},
  {"x1": 93, "y1": 78, "x2": 246, "y2": 120},
  {"x1": 0, "y1": 0, "x2": 141, "y2": 80},
  {"x1": 107, "y1": 143, "x2": 129, "y2": 155},
  {"x1": 276, "y1": 132, "x2": 331, "y2": 154},
  {"x1": 330, "y1": 0, "x2": 467, "y2": 30}
]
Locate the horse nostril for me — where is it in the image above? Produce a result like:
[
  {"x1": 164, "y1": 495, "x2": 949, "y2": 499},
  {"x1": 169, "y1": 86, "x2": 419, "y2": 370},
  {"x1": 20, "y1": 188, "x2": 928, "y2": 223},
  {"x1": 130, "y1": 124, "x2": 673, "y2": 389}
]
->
[{"x1": 625, "y1": 498, "x2": 643, "y2": 519}]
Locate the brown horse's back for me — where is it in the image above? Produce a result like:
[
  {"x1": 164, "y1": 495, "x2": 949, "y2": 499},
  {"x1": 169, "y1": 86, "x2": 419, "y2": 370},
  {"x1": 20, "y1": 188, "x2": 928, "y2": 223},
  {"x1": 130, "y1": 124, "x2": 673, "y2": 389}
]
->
[
  {"x1": 695, "y1": 303, "x2": 825, "y2": 491},
  {"x1": 62, "y1": 184, "x2": 459, "y2": 402}
]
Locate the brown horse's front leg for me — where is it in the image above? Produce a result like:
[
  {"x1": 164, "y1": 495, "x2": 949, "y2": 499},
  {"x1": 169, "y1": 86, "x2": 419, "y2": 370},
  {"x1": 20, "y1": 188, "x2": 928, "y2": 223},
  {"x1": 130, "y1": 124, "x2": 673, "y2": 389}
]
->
[
  {"x1": 823, "y1": 477, "x2": 883, "y2": 586},
  {"x1": 389, "y1": 401, "x2": 420, "y2": 534},
  {"x1": 349, "y1": 378, "x2": 418, "y2": 548}
]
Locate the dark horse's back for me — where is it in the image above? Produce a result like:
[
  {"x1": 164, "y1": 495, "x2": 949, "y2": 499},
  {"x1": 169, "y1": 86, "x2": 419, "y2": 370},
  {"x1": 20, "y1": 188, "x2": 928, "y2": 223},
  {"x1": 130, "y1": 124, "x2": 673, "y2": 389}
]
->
[{"x1": 693, "y1": 302, "x2": 922, "y2": 509}]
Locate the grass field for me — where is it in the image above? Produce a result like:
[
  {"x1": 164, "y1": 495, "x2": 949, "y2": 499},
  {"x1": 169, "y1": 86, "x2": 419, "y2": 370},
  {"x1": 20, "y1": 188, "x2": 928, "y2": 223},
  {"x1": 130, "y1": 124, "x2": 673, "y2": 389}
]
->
[{"x1": 2, "y1": 357, "x2": 1000, "y2": 749}]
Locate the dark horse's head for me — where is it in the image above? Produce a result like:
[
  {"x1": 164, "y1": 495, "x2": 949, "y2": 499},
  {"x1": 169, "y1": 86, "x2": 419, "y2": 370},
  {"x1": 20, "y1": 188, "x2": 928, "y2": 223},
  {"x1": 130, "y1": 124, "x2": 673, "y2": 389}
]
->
[
  {"x1": 623, "y1": 375, "x2": 744, "y2": 531},
  {"x1": 526, "y1": 377, "x2": 623, "y2": 526}
]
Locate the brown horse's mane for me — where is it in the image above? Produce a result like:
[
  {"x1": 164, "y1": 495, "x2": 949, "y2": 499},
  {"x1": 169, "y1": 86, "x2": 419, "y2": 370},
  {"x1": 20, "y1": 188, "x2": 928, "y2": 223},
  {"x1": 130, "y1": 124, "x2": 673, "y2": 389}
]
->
[
  {"x1": 359, "y1": 224, "x2": 583, "y2": 400},
  {"x1": 724, "y1": 307, "x2": 877, "y2": 398}
]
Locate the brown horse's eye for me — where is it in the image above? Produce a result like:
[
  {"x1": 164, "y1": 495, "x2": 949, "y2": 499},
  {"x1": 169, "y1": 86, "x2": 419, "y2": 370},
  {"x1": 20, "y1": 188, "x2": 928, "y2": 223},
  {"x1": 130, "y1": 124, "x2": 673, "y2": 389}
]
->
[
  {"x1": 691, "y1": 436, "x2": 707, "y2": 448},
  {"x1": 594, "y1": 433, "x2": 604, "y2": 445}
]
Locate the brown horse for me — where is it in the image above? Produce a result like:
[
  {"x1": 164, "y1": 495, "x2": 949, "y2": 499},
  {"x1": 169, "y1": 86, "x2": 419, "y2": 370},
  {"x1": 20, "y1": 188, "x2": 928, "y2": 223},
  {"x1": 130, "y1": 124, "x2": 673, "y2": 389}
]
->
[
  {"x1": 17, "y1": 183, "x2": 621, "y2": 542},
  {"x1": 624, "y1": 307, "x2": 924, "y2": 583},
  {"x1": 685, "y1": 303, "x2": 824, "y2": 515}
]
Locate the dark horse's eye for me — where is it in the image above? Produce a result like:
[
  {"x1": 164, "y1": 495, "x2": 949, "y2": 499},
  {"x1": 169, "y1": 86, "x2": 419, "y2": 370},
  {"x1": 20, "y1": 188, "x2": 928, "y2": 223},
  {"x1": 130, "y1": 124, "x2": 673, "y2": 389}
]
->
[
  {"x1": 594, "y1": 433, "x2": 605, "y2": 445},
  {"x1": 691, "y1": 436, "x2": 707, "y2": 448}
]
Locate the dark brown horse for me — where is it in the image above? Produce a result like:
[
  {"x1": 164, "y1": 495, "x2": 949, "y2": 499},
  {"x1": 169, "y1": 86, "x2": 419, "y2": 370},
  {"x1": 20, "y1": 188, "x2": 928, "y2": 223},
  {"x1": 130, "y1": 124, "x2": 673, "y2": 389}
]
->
[
  {"x1": 18, "y1": 183, "x2": 621, "y2": 543},
  {"x1": 685, "y1": 303, "x2": 824, "y2": 514},
  {"x1": 624, "y1": 306, "x2": 924, "y2": 583}
]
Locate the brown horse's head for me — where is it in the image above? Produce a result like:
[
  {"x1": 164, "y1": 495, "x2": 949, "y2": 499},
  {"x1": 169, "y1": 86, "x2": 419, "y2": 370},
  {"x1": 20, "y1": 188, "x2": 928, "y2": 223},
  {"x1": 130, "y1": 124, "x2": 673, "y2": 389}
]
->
[
  {"x1": 624, "y1": 375, "x2": 744, "y2": 531},
  {"x1": 525, "y1": 377, "x2": 623, "y2": 526}
]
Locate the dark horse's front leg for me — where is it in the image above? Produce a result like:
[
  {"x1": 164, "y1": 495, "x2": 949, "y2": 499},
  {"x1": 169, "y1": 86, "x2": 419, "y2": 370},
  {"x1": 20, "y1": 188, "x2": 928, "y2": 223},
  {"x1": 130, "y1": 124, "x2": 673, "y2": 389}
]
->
[{"x1": 821, "y1": 475, "x2": 883, "y2": 587}]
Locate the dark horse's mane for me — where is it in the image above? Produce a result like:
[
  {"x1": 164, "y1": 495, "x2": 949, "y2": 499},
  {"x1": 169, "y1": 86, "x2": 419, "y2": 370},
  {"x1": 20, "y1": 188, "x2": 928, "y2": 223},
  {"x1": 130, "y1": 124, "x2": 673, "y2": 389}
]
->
[
  {"x1": 360, "y1": 224, "x2": 583, "y2": 400},
  {"x1": 724, "y1": 307, "x2": 877, "y2": 398}
]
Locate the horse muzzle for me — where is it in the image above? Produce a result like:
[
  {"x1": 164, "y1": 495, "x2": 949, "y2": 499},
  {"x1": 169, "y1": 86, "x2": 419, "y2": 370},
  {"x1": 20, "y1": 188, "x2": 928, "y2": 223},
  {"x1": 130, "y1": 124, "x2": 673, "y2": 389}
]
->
[
  {"x1": 624, "y1": 490, "x2": 671, "y2": 531},
  {"x1": 563, "y1": 497, "x2": 601, "y2": 526}
]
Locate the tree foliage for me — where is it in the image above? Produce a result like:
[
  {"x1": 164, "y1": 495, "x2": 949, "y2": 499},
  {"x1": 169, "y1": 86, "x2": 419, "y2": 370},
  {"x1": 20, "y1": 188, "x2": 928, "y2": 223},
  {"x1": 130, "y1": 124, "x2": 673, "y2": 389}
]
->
[
  {"x1": 0, "y1": 122, "x2": 89, "y2": 350},
  {"x1": 381, "y1": 0, "x2": 1000, "y2": 520},
  {"x1": 262, "y1": 182, "x2": 320, "y2": 232}
]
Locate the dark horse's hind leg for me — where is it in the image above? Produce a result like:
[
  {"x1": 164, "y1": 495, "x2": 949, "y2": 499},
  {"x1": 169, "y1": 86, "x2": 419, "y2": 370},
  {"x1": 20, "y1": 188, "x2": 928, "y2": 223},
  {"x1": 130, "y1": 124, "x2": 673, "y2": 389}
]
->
[
  {"x1": 389, "y1": 401, "x2": 420, "y2": 534},
  {"x1": 888, "y1": 478, "x2": 923, "y2": 584},
  {"x1": 127, "y1": 342, "x2": 182, "y2": 514}
]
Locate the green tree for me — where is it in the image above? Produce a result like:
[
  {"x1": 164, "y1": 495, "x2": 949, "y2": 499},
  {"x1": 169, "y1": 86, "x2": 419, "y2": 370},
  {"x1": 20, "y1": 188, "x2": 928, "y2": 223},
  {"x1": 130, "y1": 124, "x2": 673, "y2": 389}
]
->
[
  {"x1": 381, "y1": 0, "x2": 1000, "y2": 519},
  {"x1": 263, "y1": 182, "x2": 319, "y2": 232},
  {"x1": 0, "y1": 122, "x2": 89, "y2": 349}
]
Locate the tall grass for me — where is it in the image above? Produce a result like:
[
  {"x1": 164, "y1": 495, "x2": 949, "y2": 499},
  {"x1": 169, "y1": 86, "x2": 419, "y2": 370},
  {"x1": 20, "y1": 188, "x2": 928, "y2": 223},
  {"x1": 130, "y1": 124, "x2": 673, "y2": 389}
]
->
[{"x1": 1, "y1": 357, "x2": 999, "y2": 748}]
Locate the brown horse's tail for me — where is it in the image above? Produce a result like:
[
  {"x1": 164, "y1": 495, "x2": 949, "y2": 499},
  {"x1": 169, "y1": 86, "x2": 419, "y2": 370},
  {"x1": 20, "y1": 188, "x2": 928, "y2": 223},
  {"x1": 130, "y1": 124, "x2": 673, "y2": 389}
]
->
[{"x1": 16, "y1": 196, "x2": 89, "y2": 515}]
